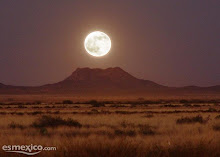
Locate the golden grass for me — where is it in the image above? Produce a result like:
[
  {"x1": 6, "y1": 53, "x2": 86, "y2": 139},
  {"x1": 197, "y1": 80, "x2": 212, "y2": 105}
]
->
[{"x1": 0, "y1": 100, "x2": 220, "y2": 156}]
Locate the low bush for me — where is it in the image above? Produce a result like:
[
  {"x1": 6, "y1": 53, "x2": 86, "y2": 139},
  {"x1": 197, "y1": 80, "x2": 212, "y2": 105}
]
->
[
  {"x1": 180, "y1": 100, "x2": 189, "y2": 103},
  {"x1": 114, "y1": 129, "x2": 136, "y2": 137},
  {"x1": 138, "y1": 124, "x2": 155, "y2": 135},
  {"x1": 91, "y1": 109, "x2": 99, "y2": 113},
  {"x1": 32, "y1": 116, "x2": 82, "y2": 128},
  {"x1": 213, "y1": 123, "x2": 220, "y2": 131},
  {"x1": 214, "y1": 103, "x2": 220, "y2": 106},
  {"x1": 207, "y1": 108, "x2": 217, "y2": 112},
  {"x1": 14, "y1": 112, "x2": 24, "y2": 115},
  {"x1": 110, "y1": 104, "x2": 126, "y2": 107},
  {"x1": 183, "y1": 103, "x2": 192, "y2": 107},
  {"x1": 63, "y1": 100, "x2": 73, "y2": 104},
  {"x1": 163, "y1": 104, "x2": 179, "y2": 107},
  {"x1": 29, "y1": 111, "x2": 43, "y2": 115},
  {"x1": 193, "y1": 104, "x2": 201, "y2": 107},
  {"x1": 115, "y1": 111, "x2": 130, "y2": 114},
  {"x1": 32, "y1": 106, "x2": 40, "y2": 108},
  {"x1": 215, "y1": 115, "x2": 220, "y2": 119},
  {"x1": 176, "y1": 115, "x2": 207, "y2": 124},
  {"x1": 120, "y1": 121, "x2": 135, "y2": 128},
  {"x1": 90, "y1": 100, "x2": 105, "y2": 107},
  {"x1": 8, "y1": 122, "x2": 25, "y2": 129},
  {"x1": 39, "y1": 127, "x2": 49, "y2": 135},
  {"x1": 44, "y1": 105, "x2": 51, "y2": 108},
  {"x1": 143, "y1": 114, "x2": 154, "y2": 118},
  {"x1": 53, "y1": 111, "x2": 60, "y2": 114},
  {"x1": 18, "y1": 105, "x2": 27, "y2": 108},
  {"x1": 0, "y1": 112, "x2": 7, "y2": 115},
  {"x1": 34, "y1": 101, "x2": 42, "y2": 105}
]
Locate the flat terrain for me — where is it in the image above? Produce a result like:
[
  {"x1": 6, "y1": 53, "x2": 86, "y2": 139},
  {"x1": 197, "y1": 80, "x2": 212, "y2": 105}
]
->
[{"x1": 0, "y1": 96, "x2": 220, "y2": 157}]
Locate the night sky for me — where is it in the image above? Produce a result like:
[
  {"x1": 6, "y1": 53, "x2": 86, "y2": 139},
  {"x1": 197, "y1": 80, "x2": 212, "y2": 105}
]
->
[{"x1": 0, "y1": 1, "x2": 219, "y2": 87}]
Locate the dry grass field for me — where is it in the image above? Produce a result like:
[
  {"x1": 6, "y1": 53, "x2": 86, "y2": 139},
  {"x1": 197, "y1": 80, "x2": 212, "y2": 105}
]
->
[{"x1": 0, "y1": 96, "x2": 220, "y2": 157}]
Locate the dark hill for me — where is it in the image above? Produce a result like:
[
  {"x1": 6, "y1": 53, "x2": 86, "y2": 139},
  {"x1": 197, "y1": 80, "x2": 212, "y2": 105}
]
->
[{"x1": 0, "y1": 67, "x2": 219, "y2": 95}]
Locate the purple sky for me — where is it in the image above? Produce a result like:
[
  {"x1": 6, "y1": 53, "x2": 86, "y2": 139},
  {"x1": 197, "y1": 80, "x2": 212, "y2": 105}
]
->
[{"x1": 0, "y1": 1, "x2": 219, "y2": 87}]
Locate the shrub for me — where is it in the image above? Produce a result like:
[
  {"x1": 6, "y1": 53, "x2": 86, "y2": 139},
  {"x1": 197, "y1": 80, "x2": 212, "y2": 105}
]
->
[
  {"x1": 91, "y1": 109, "x2": 99, "y2": 113},
  {"x1": 110, "y1": 104, "x2": 126, "y2": 107},
  {"x1": 115, "y1": 111, "x2": 131, "y2": 114},
  {"x1": 34, "y1": 101, "x2": 42, "y2": 105},
  {"x1": 215, "y1": 115, "x2": 220, "y2": 119},
  {"x1": 29, "y1": 111, "x2": 43, "y2": 115},
  {"x1": 15, "y1": 112, "x2": 24, "y2": 115},
  {"x1": 214, "y1": 103, "x2": 220, "y2": 106},
  {"x1": 114, "y1": 129, "x2": 136, "y2": 137},
  {"x1": 127, "y1": 130, "x2": 136, "y2": 137},
  {"x1": 207, "y1": 108, "x2": 217, "y2": 112},
  {"x1": 32, "y1": 106, "x2": 40, "y2": 109},
  {"x1": 176, "y1": 115, "x2": 207, "y2": 124},
  {"x1": 213, "y1": 123, "x2": 220, "y2": 131},
  {"x1": 0, "y1": 112, "x2": 7, "y2": 115},
  {"x1": 90, "y1": 100, "x2": 105, "y2": 107},
  {"x1": 114, "y1": 129, "x2": 124, "y2": 135},
  {"x1": 32, "y1": 116, "x2": 82, "y2": 128},
  {"x1": 120, "y1": 121, "x2": 135, "y2": 128},
  {"x1": 130, "y1": 104, "x2": 137, "y2": 108},
  {"x1": 180, "y1": 100, "x2": 189, "y2": 103},
  {"x1": 143, "y1": 114, "x2": 154, "y2": 118},
  {"x1": 39, "y1": 127, "x2": 49, "y2": 135},
  {"x1": 163, "y1": 104, "x2": 179, "y2": 107},
  {"x1": 18, "y1": 105, "x2": 27, "y2": 108},
  {"x1": 183, "y1": 103, "x2": 192, "y2": 107},
  {"x1": 8, "y1": 98, "x2": 14, "y2": 101},
  {"x1": 193, "y1": 104, "x2": 201, "y2": 107},
  {"x1": 8, "y1": 122, "x2": 25, "y2": 129},
  {"x1": 63, "y1": 100, "x2": 73, "y2": 104},
  {"x1": 53, "y1": 111, "x2": 60, "y2": 114},
  {"x1": 73, "y1": 106, "x2": 79, "y2": 108},
  {"x1": 138, "y1": 124, "x2": 155, "y2": 135}
]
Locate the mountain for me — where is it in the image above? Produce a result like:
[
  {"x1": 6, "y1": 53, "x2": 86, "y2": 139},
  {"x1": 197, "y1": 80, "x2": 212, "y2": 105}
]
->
[
  {"x1": 40, "y1": 67, "x2": 165, "y2": 94},
  {"x1": 0, "y1": 67, "x2": 219, "y2": 95},
  {"x1": 57, "y1": 67, "x2": 161, "y2": 88},
  {"x1": 0, "y1": 83, "x2": 4, "y2": 87}
]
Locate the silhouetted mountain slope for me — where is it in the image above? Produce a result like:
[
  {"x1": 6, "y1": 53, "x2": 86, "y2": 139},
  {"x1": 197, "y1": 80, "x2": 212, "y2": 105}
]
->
[
  {"x1": 54, "y1": 67, "x2": 162, "y2": 89},
  {"x1": 0, "y1": 67, "x2": 219, "y2": 95}
]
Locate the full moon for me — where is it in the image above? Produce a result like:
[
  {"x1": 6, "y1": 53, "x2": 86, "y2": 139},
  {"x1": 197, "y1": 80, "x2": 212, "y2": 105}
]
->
[{"x1": 84, "y1": 31, "x2": 111, "y2": 57}]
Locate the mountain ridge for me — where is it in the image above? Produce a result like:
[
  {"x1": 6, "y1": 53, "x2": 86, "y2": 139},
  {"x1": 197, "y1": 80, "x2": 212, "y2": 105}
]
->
[{"x1": 0, "y1": 67, "x2": 219, "y2": 95}]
